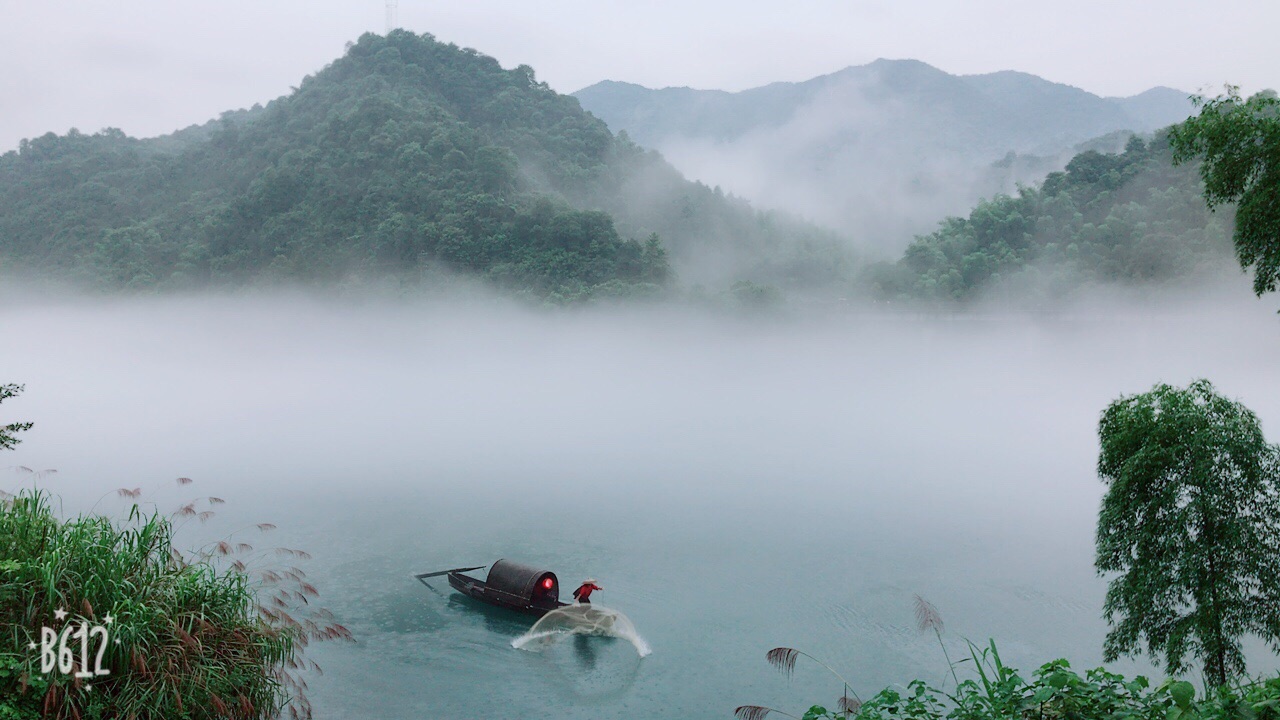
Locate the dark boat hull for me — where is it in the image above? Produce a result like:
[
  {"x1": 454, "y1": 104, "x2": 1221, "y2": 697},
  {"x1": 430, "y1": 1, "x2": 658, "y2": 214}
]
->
[{"x1": 448, "y1": 570, "x2": 568, "y2": 617}]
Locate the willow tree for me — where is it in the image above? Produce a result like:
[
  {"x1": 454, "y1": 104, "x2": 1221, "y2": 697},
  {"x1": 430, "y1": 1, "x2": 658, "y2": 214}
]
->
[
  {"x1": 1096, "y1": 379, "x2": 1280, "y2": 686},
  {"x1": 1169, "y1": 87, "x2": 1280, "y2": 295}
]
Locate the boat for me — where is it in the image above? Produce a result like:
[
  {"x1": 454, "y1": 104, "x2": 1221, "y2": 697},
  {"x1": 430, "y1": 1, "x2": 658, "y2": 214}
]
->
[{"x1": 415, "y1": 559, "x2": 569, "y2": 617}]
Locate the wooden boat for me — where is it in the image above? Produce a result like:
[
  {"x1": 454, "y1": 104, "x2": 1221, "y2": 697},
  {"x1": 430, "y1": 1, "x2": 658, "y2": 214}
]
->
[{"x1": 415, "y1": 559, "x2": 569, "y2": 617}]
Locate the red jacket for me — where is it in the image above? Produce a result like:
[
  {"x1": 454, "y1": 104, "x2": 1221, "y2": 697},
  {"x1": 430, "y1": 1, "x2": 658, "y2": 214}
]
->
[{"x1": 573, "y1": 583, "x2": 602, "y2": 601}]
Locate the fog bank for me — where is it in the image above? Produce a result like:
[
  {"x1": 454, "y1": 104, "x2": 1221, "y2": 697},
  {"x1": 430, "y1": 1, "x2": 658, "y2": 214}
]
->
[{"x1": 4, "y1": 291, "x2": 1278, "y2": 511}]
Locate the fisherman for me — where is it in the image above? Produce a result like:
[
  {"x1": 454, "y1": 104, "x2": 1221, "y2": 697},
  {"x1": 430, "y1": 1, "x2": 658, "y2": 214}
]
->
[{"x1": 572, "y1": 578, "x2": 603, "y2": 604}]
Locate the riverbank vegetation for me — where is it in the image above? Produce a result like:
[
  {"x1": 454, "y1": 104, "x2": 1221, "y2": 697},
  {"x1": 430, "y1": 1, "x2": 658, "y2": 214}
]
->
[
  {"x1": 743, "y1": 379, "x2": 1280, "y2": 720},
  {"x1": 0, "y1": 387, "x2": 350, "y2": 719},
  {"x1": 741, "y1": 639, "x2": 1280, "y2": 720}
]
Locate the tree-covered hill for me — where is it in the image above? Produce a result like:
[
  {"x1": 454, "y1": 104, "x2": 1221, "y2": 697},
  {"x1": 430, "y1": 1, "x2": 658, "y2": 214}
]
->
[
  {"x1": 0, "y1": 31, "x2": 845, "y2": 299},
  {"x1": 868, "y1": 132, "x2": 1236, "y2": 301}
]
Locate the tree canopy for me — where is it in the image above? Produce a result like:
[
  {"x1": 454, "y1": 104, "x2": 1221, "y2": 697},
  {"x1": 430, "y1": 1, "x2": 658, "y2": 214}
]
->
[
  {"x1": 872, "y1": 133, "x2": 1235, "y2": 301},
  {"x1": 1169, "y1": 88, "x2": 1280, "y2": 296},
  {"x1": 1096, "y1": 380, "x2": 1280, "y2": 686}
]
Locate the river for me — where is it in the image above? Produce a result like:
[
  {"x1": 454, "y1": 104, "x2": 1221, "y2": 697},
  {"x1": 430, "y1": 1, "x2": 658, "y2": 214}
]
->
[{"x1": 2, "y1": 289, "x2": 1278, "y2": 718}]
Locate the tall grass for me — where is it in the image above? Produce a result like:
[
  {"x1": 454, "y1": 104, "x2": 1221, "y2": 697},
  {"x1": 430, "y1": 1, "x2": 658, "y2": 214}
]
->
[{"x1": 0, "y1": 480, "x2": 350, "y2": 719}]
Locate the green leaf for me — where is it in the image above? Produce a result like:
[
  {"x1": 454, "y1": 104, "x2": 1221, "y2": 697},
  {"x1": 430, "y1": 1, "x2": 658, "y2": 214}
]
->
[{"x1": 1172, "y1": 681, "x2": 1195, "y2": 709}]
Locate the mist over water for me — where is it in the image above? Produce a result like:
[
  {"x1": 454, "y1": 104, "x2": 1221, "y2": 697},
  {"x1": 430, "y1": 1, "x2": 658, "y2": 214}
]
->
[{"x1": 3, "y1": 290, "x2": 1278, "y2": 718}]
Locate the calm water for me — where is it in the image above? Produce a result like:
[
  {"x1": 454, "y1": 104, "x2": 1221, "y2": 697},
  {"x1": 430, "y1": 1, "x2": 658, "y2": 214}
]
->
[{"x1": 3, "y1": 292, "x2": 1279, "y2": 718}]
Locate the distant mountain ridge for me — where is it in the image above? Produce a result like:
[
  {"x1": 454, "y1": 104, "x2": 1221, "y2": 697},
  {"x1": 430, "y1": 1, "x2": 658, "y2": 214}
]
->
[
  {"x1": 574, "y1": 60, "x2": 1195, "y2": 249},
  {"x1": 575, "y1": 59, "x2": 1191, "y2": 151}
]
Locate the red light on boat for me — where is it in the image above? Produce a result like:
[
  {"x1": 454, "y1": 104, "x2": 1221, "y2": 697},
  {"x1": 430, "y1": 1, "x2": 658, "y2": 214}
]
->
[{"x1": 542, "y1": 578, "x2": 553, "y2": 589}]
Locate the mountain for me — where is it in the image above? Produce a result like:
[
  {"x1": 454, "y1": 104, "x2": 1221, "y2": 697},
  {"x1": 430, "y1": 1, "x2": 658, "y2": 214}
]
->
[
  {"x1": 1106, "y1": 87, "x2": 1202, "y2": 131},
  {"x1": 574, "y1": 60, "x2": 1195, "y2": 250},
  {"x1": 0, "y1": 31, "x2": 845, "y2": 298}
]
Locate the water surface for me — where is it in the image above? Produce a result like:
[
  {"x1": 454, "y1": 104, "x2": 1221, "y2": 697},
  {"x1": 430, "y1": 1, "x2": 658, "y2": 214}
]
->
[{"x1": 3, "y1": 292, "x2": 1278, "y2": 718}]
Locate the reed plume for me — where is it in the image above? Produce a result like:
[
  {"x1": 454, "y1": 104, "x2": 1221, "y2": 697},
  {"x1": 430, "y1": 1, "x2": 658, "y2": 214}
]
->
[
  {"x1": 838, "y1": 696, "x2": 863, "y2": 714},
  {"x1": 766, "y1": 647, "x2": 800, "y2": 678},
  {"x1": 914, "y1": 594, "x2": 959, "y2": 688},
  {"x1": 735, "y1": 705, "x2": 799, "y2": 720},
  {"x1": 913, "y1": 594, "x2": 943, "y2": 633},
  {"x1": 765, "y1": 647, "x2": 862, "y2": 717}
]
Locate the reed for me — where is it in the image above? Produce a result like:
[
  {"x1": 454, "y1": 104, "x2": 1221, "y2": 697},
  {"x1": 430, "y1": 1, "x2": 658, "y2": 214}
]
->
[
  {"x1": 738, "y1": 646, "x2": 863, "y2": 720},
  {"x1": 735, "y1": 595, "x2": 950, "y2": 719},
  {"x1": 0, "y1": 479, "x2": 350, "y2": 720},
  {"x1": 915, "y1": 594, "x2": 960, "y2": 690},
  {"x1": 734, "y1": 704, "x2": 801, "y2": 720}
]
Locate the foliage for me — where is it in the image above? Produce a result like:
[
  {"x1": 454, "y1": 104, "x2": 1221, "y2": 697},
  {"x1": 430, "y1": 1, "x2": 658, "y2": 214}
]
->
[
  {"x1": 1096, "y1": 379, "x2": 1280, "y2": 686},
  {"x1": 1169, "y1": 88, "x2": 1280, "y2": 296},
  {"x1": 0, "y1": 31, "x2": 846, "y2": 299},
  {"x1": 742, "y1": 638, "x2": 1280, "y2": 720},
  {"x1": 0, "y1": 482, "x2": 352, "y2": 720},
  {"x1": 0, "y1": 384, "x2": 32, "y2": 452},
  {"x1": 0, "y1": 391, "x2": 349, "y2": 718},
  {"x1": 872, "y1": 133, "x2": 1234, "y2": 301},
  {"x1": 818, "y1": 647, "x2": 1199, "y2": 720}
]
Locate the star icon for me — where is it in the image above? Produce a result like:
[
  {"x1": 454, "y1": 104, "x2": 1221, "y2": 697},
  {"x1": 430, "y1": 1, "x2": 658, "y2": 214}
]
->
[
  {"x1": 28, "y1": 642, "x2": 36, "y2": 650},
  {"x1": 103, "y1": 614, "x2": 114, "y2": 625},
  {"x1": 54, "y1": 608, "x2": 68, "y2": 621}
]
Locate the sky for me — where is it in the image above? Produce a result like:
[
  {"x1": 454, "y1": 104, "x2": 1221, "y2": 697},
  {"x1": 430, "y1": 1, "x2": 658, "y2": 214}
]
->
[{"x1": 1, "y1": 0, "x2": 1277, "y2": 151}]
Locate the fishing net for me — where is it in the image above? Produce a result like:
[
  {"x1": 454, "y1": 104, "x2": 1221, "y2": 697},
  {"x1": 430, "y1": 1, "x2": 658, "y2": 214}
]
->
[{"x1": 512, "y1": 604, "x2": 651, "y2": 657}]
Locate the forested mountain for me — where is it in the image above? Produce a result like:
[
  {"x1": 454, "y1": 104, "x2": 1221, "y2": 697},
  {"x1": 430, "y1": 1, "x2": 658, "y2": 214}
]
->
[
  {"x1": 868, "y1": 132, "x2": 1235, "y2": 302},
  {"x1": 574, "y1": 60, "x2": 1194, "y2": 246},
  {"x1": 0, "y1": 31, "x2": 845, "y2": 298},
  {"x1": 0, "y1": 34, "x2": 1232, "y2": 305}
]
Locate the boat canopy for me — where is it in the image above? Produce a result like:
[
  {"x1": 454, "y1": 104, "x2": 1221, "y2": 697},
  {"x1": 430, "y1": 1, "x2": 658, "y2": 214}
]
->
[{"x1": 486, "y1": 559, "x2": 560, "y2": 605}]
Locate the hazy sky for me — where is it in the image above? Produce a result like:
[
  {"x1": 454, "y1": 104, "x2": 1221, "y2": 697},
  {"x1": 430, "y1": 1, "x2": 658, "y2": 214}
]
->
[{"x1": 1, "y1": 1, "x2": 1276, "y2": 151}]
